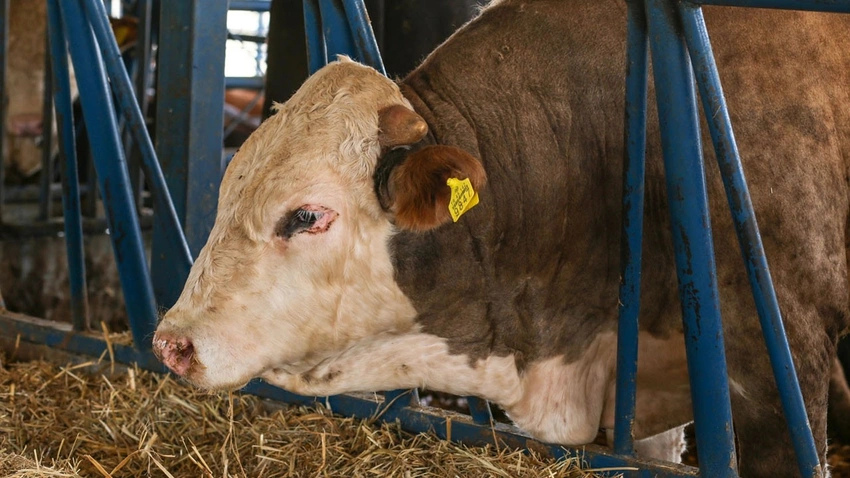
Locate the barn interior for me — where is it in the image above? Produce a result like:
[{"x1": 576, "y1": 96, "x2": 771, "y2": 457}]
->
[{"x1": 0, "y1": 0, "x2": 849, "y2": 477}]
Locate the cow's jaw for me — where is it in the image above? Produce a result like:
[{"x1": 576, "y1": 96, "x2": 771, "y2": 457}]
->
[{"x1": 258, "y1": 331, "x2": 613, "y2": 446}]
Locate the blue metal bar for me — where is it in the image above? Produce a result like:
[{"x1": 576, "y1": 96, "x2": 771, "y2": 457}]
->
[
  {"x1": 39, "y1": 27, "x2": 55, "y2": 221},
  {"x1": 341, "y1": 0, "x2": 385, "y2": 74},
  {"x1": 81, "y1": 0, "x2": 193, "y2": 309},
  {"x1": 304, "y1": 1, "x2": 328, "y2": 74},
  {"x1": 304, "y1": 0, "x2": 327, "y2": 74},
  {"x1": 310, "y1": 0, "x2": 384, "y2": 74},
  {"x1": 614, "y1": 0, "x2": 649, "y2": 457},
  {"x1": 59, "y1": 0, "x2": 158, "y2": 350},
  {"x1": 84, "y1": 153, "x2": 98, "y2": 217},
  {"x1": 687, "y1": 0, "x2": 850, "y2": 13},
  {"x1": 229, "y1": 0, "x2": 272, "y2": 12},
  {"x1": 47, "y1": 0, "x2": 89, "y2": 332},
  {"x1": 380, "y1": 388, "x2": 420, "y2": 415},
  {"x1": 227, "y1": 32, "x2": 267, "y2": 45},
  {"x1": 154, "y1": 0, "x2": 228, "y2": 307},
  {"x1": 644, "y1": 1, "x2": 737, "y2": 476},
  {"x1": 0, "y1": 312, "x2": 167, "y2": 372},
  {"x1": 225, "y1": 76, "x2": 266, "y2": 90},
  {"x1": 0, "y1": 0, "x2": 8, "y2": 223},
  {"x1": 316, "y1": 0, "x2": 356, "y2": 67},
  {"x1": 466, "y1": 396, "x2": 494, "y2": 425},
  {"x1": 678, "y1": 5, "x2": 821, "y2": 476},
  {"x1": 129, "y1": 0, "x2": 153, "y2": 210}
]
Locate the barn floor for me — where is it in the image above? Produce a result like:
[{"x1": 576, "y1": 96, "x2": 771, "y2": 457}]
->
[
  {"x1": 3, "y1": 353, "x2": 850, "y2": 477},
  {"x1": 0, "y1": 356, "x2": 608, "y2": 478}
]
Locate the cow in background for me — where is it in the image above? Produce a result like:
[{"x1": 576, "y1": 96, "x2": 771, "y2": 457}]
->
[
  {"x1": 4, "y1": 0, "x2": 52, "y2": 178},
  {"x1": 1, "y1": 1, "x2": 140, "y2": 181}
]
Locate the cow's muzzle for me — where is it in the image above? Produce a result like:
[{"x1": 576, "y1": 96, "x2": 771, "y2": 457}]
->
[{"x1": 152, "y1": 331, "x2": 195, "y2": 377}]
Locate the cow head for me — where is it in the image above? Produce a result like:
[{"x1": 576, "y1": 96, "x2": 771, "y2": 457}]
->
[{"x1": 153, "y1": 59, "x2": 486, "y2": 390}]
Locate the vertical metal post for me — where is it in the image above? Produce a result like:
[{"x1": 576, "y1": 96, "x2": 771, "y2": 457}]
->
[
  {"x1": 613, "y1": 0, "x2": 649, "y2": 457},
  {"x1": 39, "y1": 27, "x2": 55, "y2": 221},
  {"x1": 0, "y1": 0, "x2": 8, "y2": 224},
  {"x1": 381, "y1": 389, "x2": 420, "y2": 415},
  {"x1": 303, "y1": 0, "x2": 327, "y2": 74},
  {"x1": 645, "y1": 1, "x2": 737, "y2": 476},
  {"x1": 84, "y1": 149, "x2": 98, "y2": 218},
  {"x1": 466, "y1": 396, "x2": 493, "y2": 425},
  {"x1": 47, "y1": 0, "x2": 89, "y2": 331},
  {"x1": 678, "y1": 5, "x2": 821, "y2": 476},
  {"x1": 129, "y1": 0, "x2": 152, "y2": 208},
  {"x1": 59, "y1": 0, "x2": 158, "y2": 349},
  {"x1": 82, "y1": 0, "x2": 193, "y2": 307},
  {"x1": 154, "y1": 0, "x2": 227, "y2": 307},
  {"x1": 341, "y1": 0, "x2": 385, "y2": 75},
  {"x1": 311, "y1": 0, "x2": 384, "y2": 75}
]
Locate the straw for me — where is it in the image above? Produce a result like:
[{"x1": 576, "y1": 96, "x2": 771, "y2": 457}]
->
[{"x1": 0, "y1": 358, "x2": 613, "y2": 477}]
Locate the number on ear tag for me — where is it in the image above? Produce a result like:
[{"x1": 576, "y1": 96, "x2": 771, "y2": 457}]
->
[{"x1": 446, "y1": 177, "x2": 480, "y2": 222}]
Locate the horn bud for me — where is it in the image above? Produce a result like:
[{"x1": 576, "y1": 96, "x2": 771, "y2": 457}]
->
[{"x1": 378, "y1": 104, "x2": 428, "y2": 148}]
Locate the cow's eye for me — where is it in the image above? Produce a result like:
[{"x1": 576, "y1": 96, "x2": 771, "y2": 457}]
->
[
  {"x1": 276, "y1": 207, "x2": 331, "y2": 239},
  {"x1": 294, "y1": 209, "x2": 322, "y2": 226}
]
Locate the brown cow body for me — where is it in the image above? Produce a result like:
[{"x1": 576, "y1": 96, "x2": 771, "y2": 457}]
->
[{"x1": 155, "y1": 2, "x2": 850, "y2": 475}]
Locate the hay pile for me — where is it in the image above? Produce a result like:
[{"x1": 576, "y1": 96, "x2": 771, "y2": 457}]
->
[{"x1": 0, "y1": 358, "x2": 612, "y2": 477}]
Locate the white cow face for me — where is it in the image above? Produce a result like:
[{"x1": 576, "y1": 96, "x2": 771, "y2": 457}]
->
[{"x1": 153, "y1": 59, "x2": 485, "y2": 391}]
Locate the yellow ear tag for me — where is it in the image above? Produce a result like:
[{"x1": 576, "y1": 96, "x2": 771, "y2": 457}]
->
[{"x1": 446, "y1": 177, "x2": 479, "y2": 222}]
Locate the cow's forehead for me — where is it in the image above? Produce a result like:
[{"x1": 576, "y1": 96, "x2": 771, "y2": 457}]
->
[{"x1": 217, "y1": 60, "x2": 405, "y2": 240}]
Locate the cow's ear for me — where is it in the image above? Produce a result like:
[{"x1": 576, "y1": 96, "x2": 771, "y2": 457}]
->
[
  {"x1": 378, "y1": 104, "x2": 428, "y2": 148},
  {"x1": 380, "y1": 145, "x2": 486, "y2": 231}
]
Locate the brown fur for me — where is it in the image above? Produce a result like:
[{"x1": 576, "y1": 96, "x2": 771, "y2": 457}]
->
[
  {"x1": 388, "y1": 145, "x2": 487, "y2": 231},
  {"x1": 389, "y1": 2, "x2": 850, "y2": 475}
]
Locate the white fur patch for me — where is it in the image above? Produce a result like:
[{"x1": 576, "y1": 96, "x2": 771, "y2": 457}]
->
[
  {"x1": 606, "y1": 425, "x2": 689, "y2": 463},
  {"x1": 262, "y1": 330, "x2": 689, "y2": 449},
  {"x1": 261, "y1": 332, "x2": 523, "y2": 406}
]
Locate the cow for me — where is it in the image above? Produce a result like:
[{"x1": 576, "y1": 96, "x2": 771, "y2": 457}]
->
[
  {"x1": 3, "y1": 0, "x2": 88, "y2": 181},
  {"x1": 153, "y1": 1, "x2": 850, "y2": 475},
  {"x1": 4, "y1": 0, "x2": 51, "y2": 178}
]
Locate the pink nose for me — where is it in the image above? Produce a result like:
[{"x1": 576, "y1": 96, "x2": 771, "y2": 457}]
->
[{"x1": 152, "y1": 332, "x2": 195, "y2": 377}]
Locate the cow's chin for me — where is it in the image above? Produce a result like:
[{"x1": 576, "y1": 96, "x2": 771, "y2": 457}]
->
[
  {"x1": 179, "y1": 362, "x2": 256, "y2": 392},
  {"x1": 260, "y1": 368, "x2": 303, "y2": 392},
  {"x1": 258, "y1": 366, "x2": 341, "y2": 396}
]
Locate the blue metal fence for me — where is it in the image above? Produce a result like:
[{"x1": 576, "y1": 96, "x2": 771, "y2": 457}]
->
[{"x1": 1, "y1": 0, "x2": 849, "y2": 476}]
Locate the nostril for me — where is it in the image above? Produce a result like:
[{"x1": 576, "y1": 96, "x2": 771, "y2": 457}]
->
[{"x1": 153, "y1": 333, "x2": 195, "y2": 377}]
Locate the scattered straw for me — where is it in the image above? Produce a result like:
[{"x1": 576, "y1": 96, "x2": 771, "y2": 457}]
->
[
  {"x1": 99, "y1": 323, "x2": 115, "y2": 374},
  {"x1": 0, "y1": 359, "x2": 611, "y2": 477}
]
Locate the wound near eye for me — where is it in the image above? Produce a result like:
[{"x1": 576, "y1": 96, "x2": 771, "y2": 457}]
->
[{"x1": 446, "y1": 177, "x2": 479, "y2": 223}]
